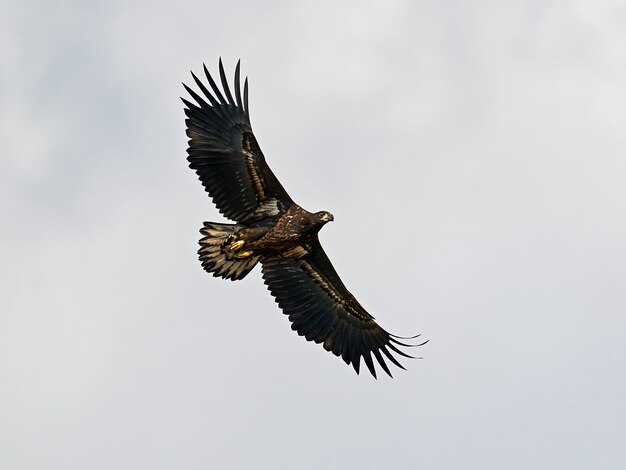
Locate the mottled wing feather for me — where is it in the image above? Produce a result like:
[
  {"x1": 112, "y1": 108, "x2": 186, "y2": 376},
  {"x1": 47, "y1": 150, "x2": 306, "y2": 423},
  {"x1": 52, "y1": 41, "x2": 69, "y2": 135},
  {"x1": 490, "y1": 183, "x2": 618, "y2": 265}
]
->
[
  {"x1": 261, "y1": 239, "x2": 425, "y2": 378},
  {"x1": 183, "y1": 60, "x2": 293, "y2": 223}
]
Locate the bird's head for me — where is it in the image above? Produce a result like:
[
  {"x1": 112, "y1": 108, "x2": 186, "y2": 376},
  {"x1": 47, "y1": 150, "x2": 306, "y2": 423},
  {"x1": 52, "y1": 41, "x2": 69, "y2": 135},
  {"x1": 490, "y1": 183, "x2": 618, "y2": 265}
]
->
[
  {"x1": 317, "y1": 211, "x2": 334, "y2": 223},
  {"x1": 298, "y1": 211, "x2": 334, "y2": 234}
]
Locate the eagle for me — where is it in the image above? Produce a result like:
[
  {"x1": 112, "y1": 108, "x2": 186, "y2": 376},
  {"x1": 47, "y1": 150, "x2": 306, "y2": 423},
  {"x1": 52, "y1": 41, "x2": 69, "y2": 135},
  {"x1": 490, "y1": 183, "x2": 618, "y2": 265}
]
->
[{"x1": 182, "y1": 59, "x2": 426, "y2": 378}]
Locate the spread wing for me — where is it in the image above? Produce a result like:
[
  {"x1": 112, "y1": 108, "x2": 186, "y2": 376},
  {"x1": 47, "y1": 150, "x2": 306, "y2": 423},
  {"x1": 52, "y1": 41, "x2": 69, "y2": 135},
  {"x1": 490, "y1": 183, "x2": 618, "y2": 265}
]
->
[
  {"x1": 261, "y1": 239, "x2": 426, "y2": 378},
  {"x1": 182, "y1": 59, "x2": 293, "y2": 223}
]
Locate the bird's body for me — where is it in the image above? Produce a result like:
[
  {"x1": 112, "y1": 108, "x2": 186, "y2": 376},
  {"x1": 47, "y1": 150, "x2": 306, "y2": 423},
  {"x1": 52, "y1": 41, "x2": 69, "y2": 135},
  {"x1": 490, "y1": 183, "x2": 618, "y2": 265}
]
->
[
  {"x1": 233, "y1": 205, "x2": 332, "y2": 257},
  {"x1": 183, "y1": 59, "x2": 426, "y2": 378}
]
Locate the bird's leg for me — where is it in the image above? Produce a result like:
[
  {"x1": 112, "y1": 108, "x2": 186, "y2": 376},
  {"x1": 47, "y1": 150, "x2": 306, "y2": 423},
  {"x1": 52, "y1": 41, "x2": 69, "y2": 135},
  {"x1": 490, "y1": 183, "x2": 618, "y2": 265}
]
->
[
  {"x1": 227, "y1": 239, "x2": 253, "y2": 258},
  {"x1": 229, "y1": 240, "x2": 245, "y2": 251}
]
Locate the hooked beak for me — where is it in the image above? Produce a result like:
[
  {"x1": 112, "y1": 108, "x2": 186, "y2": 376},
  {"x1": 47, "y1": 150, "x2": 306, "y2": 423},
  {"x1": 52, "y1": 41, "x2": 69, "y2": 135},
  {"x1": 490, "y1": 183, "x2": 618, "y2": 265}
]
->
[{"x1": 321, "y1": 213, "x2": 334, "y2": 222}]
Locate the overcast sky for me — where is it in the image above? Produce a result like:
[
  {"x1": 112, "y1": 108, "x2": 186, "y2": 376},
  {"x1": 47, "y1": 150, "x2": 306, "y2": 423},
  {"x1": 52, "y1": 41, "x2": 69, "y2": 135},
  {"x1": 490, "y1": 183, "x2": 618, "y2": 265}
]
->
[{"x1": 2, "y1": 1, "x2": 626, "y2": 468}]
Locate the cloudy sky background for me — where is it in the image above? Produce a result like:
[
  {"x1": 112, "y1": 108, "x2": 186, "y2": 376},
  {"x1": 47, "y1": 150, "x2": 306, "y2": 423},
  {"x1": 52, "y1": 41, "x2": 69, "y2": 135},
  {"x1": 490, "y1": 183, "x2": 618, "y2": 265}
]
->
[{"x1": 2, "y1": 1, "x2": 625, "y2": 468}]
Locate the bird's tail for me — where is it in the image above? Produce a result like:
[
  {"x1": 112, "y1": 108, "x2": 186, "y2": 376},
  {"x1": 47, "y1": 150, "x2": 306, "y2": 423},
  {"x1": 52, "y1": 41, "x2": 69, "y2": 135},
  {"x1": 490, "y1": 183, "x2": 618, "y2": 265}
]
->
[{"x1": 197, "y1": 222, "x2": 261, "y2": 281}]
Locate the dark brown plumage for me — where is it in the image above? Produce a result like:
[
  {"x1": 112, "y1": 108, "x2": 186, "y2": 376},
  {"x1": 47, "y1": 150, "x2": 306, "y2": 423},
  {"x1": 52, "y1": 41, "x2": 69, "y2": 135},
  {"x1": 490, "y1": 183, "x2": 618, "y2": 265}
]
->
[{"x1": 182, "y1": 59, "x2": 427, "y2": 378}]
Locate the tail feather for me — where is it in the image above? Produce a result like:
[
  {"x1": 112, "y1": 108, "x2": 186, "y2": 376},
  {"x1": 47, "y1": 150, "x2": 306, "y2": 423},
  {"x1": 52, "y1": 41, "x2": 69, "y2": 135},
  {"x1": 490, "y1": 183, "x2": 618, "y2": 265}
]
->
[{"x1": 198, "y1": 222, "x2": 261, "y2": 281}]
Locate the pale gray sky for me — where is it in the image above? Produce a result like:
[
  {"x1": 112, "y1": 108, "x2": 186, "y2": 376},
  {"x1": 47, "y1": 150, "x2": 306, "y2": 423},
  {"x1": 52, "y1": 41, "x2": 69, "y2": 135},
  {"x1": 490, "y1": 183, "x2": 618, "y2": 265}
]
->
[{"x1": 2, "y1": 1, "x2": 626, "y2": 468}]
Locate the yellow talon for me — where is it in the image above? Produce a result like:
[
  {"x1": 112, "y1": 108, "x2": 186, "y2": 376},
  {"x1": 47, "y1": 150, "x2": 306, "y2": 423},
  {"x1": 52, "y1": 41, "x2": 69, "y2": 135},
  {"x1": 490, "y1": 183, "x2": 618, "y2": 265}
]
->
[
  {"x1": 229, "y1": 240, "x2": 245, "y2": 250},
  {"x1": 234, "y1": 250, "x2": 254, "y2": 259}
]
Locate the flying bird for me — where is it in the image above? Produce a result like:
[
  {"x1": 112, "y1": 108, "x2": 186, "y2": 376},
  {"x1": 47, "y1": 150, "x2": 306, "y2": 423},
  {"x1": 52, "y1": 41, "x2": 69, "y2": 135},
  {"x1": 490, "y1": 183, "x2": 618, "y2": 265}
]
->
[{"x1": 182, "y1": 59, "x2": 426, "y2": 378}]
